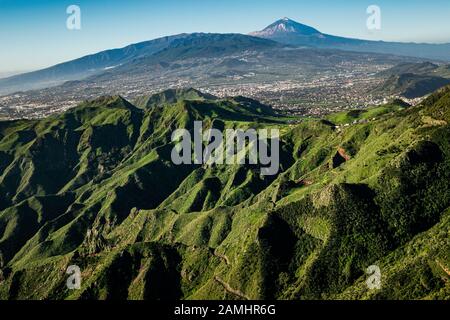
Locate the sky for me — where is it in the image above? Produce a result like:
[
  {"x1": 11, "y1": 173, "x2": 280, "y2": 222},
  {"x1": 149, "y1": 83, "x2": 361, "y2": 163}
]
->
[{"x1": 1, "y1": 0, "x2": 450, "y2": 73}]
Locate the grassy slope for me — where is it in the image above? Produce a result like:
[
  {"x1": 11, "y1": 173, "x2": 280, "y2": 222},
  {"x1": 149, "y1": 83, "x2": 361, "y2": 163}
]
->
[
  {"x1": 374, "y1": 62, "x2": 450, "y2": 99},
  {"x1": 325, "y1": 100, "x2": 410, "y2": 125},
  {"x1": 0, "y1": 88, "x2": 449, "y2": 300}
]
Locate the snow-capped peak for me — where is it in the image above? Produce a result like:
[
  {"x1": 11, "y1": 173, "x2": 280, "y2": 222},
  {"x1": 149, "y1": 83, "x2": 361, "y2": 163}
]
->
[{"x1": 250, "y1": 18, "x2": 322, "y2": 37}]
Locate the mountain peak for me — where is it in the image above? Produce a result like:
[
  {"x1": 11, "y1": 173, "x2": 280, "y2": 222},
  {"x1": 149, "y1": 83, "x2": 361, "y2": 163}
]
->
[
  {"x1": 250, "y1": 18, "x2": 322, "y2": 37},
  {"x1": 133, "y1": 88, "x2": 217, "y2": 108},
  {"x1": 79, "y1": 95, "x2": 137, "y2": 111}
]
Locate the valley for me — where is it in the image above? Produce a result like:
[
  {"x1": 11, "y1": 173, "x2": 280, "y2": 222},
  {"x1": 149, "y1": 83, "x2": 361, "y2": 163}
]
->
[{"x1": 0, "y1": 45, "x2": 410, "y2": 120}]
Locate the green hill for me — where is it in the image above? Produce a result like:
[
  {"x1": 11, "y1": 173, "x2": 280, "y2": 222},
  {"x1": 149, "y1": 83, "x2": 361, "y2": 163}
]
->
[
  {"x1": 325, "y1": 99, "x2": 411, "y2": 125},
  {"x1": 377, "y1": 62, "x2": 440, "y2": 77},
  {"x1": 0, "y1": 87, "x2": 449, "y2": 300},
  {"x1": 133, "y1": 88, "x2": 217, "y2": 109},
  {"x1": 374, "y1": 62, "x2": 450, "y2": 99},
  {"x1": 374, "y1": 73, "x2": 450, "y2": 99}
]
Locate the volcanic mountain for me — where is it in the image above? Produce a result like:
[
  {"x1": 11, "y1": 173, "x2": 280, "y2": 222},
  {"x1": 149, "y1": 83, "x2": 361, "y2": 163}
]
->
[{"x1": 250, "y1": 18, "x2": 450, "y2": 61}]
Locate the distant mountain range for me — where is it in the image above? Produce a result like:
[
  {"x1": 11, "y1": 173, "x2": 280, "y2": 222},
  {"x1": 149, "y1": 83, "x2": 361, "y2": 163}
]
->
[
  {"x1": 375, "y1": 73, "x2": 450, "y2": 99},
  {"x1": 250, "y1": 18, "x2": 450, "y2": 61},
  {"x1": 0, "y1": 33, "x2": 218, "y2": 94},
  {"x1": 1, "y1": 18, "x2": 449, "y2": 96},
  {"x1": 0, "y1": 33, "x2": 283, "y2": 95},
  {"x1": 377, "y1": 62, "x2": 442, "y2": 77},
  {"x1": 373, "y1": 62, "x2": 450, "y2": 98}
]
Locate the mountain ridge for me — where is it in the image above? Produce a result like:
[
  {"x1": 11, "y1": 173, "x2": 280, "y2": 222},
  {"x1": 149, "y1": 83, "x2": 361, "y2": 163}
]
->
[
  {"x1": 372, "y1": 62, "x2": 450, "y2": 98},
  {"x1": 2, "y1": 19, "x2": 450, "y2": 96},
  {"x1": 0, "y1": 33, "x2": 279, "y2": 95},
  {"x1": 0, "y1": 86, "x2": 448, "y2": 299}
]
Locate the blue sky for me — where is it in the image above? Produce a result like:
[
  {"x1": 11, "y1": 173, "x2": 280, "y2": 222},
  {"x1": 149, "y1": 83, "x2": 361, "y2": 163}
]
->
[{"x1": 1, "y1": 0, "x2": 450, "y2": 73}]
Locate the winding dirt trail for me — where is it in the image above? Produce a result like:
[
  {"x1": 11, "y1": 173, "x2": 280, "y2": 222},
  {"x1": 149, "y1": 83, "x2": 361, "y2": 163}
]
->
[
  {"x1": 214, "y1": 251, "x2": 231, "y2": 265},
  {"x1": 436, "y1": 260, "x2": 450, "y2": 277},
  {"x1": 214, "y1": 276, "x2": 250, "y2": 300}
]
